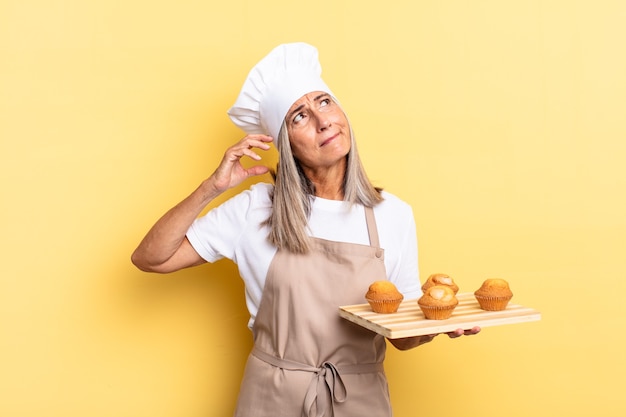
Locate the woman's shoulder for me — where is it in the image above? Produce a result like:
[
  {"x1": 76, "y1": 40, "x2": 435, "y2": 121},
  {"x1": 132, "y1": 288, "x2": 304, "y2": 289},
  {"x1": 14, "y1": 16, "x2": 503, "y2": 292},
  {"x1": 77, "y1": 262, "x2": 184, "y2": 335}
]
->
[
  {"x1": 208, "y1": 182, "x2": 273, "y2": 219},
  {"x1": 378, "y1": 190, "x2": 413, "y2": 213},
  {"x1": 228, "y1": 182, "x2": 273, "y2": 207},
  {"x1": 247, "y1": 181, "x2": 274, "y2": 200}
]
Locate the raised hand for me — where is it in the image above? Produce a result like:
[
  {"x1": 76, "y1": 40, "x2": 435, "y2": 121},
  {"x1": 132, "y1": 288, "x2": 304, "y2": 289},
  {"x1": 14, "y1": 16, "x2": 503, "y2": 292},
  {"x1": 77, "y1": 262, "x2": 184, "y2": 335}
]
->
[
  {"x1": 210, "y1": 134, "x2": 274, "y2": 193},
  {"x1": 131, "y1": 134, "x2": 274, "y2": 273}
]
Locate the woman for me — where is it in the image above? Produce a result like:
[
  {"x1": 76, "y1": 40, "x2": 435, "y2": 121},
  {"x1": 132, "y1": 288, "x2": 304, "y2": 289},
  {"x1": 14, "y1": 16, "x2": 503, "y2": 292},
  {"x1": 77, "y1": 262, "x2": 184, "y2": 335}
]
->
[{"x1": 132, "y1": 43, "x2": 479, "y2": 417}]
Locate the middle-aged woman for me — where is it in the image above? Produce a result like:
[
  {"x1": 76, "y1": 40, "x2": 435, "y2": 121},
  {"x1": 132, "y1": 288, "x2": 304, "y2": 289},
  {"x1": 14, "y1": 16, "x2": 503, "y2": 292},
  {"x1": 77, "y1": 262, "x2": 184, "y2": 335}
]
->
[{"x1": 132, "y1": 43, "x2": 479, "y2": 417}]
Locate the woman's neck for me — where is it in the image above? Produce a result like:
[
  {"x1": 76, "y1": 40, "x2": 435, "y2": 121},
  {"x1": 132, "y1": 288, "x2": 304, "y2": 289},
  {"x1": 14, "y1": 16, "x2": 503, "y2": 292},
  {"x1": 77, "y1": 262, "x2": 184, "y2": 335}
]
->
[
  {"x1": 306, "y1": 170, "x2": 345, "y2": 200},
  {"x1": 314, "y1": 185, "x2": 344, "y2": 200},
  {"x1": 301, "y1": 158, "x2": 347, "y2": 201}
]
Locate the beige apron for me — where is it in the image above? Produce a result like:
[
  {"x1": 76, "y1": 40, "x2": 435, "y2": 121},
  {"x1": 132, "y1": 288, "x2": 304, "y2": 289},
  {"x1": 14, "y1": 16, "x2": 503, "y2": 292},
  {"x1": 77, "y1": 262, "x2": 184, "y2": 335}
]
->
[{"x1": 233, "y1": 206, "x2": 393, "y2": 417}]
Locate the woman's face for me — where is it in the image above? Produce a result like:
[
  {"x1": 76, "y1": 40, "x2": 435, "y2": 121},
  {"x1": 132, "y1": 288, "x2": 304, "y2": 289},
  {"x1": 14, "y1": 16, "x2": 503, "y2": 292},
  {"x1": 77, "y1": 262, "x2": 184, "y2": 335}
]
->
[{"x1": 285, "y1": 91, "x2": 351, "y2": 172}]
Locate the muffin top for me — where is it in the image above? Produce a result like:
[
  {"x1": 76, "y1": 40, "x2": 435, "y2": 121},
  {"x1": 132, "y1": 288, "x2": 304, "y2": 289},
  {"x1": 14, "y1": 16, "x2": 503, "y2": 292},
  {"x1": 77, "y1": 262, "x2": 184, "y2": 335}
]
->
[
  {"x1": 418, "y1": 285, "x2": 459, "y2": 307},
  {"x1": 365, "y1": 281, "x2": 403, "y2": 301},
  {"x1": 474, "y1": 278, "x2": 513, "y2": 297},
  {"x1": 421, "y1": 273, "x2": 459, "y2": 293}
]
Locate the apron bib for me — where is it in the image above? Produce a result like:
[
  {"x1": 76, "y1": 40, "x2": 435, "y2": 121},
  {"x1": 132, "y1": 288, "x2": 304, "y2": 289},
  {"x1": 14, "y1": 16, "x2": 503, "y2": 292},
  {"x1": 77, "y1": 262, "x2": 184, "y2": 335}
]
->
[{"x1": 234, "y1": 207, "x2": 392, "y2": 417}]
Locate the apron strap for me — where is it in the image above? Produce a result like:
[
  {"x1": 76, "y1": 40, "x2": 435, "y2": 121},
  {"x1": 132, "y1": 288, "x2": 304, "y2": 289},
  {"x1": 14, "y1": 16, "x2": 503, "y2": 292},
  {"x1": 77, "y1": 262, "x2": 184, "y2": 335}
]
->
[
  {"x1": 364, "y1": 206, "x2": 381, "y2": 250},
  {"x1": 251, "y1": 346, "x2": 384, "y2": 417}
]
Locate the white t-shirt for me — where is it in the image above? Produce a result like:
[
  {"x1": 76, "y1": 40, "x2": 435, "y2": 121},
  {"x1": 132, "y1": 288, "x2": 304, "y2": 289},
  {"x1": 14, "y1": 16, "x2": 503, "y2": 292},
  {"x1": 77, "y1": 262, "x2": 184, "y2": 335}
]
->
[{"x1": 186, "y1": 182, "x2": 421, "y2": 329}]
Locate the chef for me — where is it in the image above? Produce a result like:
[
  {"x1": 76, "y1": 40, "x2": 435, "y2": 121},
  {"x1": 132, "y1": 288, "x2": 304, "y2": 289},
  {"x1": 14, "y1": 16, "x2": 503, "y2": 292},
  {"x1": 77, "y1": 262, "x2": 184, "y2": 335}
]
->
[{"x1": 132, "y1": 42, "x2": 480, "y2": 417}]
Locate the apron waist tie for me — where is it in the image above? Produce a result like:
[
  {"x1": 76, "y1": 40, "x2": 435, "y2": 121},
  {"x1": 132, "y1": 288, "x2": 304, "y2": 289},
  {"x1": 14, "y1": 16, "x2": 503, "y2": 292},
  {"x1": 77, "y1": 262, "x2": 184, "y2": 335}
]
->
[{"x1": 251, "y1": 346, "x2": 384, "y2": 417}]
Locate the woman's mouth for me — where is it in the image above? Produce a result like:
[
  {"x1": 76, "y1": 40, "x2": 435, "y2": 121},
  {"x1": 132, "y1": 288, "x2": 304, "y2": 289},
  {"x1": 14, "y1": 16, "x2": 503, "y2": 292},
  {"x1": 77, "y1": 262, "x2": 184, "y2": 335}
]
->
[{"x1": 320, "y1": 134, "x2": 338, "y2": 147}]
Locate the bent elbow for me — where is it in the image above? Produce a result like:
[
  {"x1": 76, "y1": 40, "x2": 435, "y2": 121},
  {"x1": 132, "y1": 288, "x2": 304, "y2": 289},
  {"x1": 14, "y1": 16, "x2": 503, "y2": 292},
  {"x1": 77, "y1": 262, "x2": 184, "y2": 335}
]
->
[
  {"x1": 130, "y1": 239, "x2": 203, "y2": 274},
  {"x1": 130, "y1": 251, "x2": 159, "y2": 273},
  {"x1": 130, "y1": 251, "x2": 183, "y2": 274}
]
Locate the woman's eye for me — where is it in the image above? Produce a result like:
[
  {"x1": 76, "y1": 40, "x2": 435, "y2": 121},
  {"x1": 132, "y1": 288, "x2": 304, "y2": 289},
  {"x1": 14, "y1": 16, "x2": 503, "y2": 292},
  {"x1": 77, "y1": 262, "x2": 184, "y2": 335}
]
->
[
  {"x1": 293, "y1": 113, "x2": 304, "y2": 123},
  {"x1": 320, "y1": 98, "x2": 330, "y2": 107}
]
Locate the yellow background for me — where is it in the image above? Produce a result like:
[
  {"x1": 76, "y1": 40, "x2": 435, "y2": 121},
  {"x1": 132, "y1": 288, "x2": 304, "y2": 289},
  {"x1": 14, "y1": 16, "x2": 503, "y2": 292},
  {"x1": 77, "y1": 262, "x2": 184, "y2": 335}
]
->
[{"x1": 2, "y1": 1, "x2": 625, "y2": 416}]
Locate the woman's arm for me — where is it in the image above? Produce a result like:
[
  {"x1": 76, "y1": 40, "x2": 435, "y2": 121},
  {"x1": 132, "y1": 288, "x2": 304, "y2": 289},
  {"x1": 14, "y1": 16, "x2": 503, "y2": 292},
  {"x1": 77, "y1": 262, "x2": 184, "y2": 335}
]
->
[
  {"x1": 388, "y1": 334, "x2": 438, "y2": 350},
  {"x1": 388, "y1": 326, "x2": 481, "y2": 351},
  {"x1": 131, "y1": 134, "x2": 273, "y2": 273}
]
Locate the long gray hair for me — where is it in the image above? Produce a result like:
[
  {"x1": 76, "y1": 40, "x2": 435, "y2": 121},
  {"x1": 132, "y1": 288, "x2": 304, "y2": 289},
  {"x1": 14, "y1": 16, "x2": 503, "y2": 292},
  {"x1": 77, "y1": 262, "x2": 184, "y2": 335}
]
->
[{"x1": 264, "y1": 112, "x2": 383, "y2": 253}]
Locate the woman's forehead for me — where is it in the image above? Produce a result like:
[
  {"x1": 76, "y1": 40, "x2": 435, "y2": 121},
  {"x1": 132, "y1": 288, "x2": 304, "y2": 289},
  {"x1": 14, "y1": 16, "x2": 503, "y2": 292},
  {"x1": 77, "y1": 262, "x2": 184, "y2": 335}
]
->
[{"x1": 288, "y1": 91, "x2": 330, "y2": 111}]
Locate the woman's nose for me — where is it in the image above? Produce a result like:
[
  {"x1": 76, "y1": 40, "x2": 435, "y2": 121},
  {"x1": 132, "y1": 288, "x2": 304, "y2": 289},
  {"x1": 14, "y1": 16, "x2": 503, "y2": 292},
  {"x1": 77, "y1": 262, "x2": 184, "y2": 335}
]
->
[{"x1": 317, "y1": 114, "x2": 331, "y2": 131}]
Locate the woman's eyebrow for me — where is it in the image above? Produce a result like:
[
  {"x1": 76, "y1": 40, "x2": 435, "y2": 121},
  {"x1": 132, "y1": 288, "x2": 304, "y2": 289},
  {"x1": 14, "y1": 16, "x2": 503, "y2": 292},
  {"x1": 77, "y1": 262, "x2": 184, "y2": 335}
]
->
[
  {"x1": 288, "y1": 104, "x2": 305, "y2": 121},
  {"x1": 313, "y1": 93, "x2": 330, "y2": 102},
  {"x1": 288, "y1": 93, "x2": 331, "y2": 121}
]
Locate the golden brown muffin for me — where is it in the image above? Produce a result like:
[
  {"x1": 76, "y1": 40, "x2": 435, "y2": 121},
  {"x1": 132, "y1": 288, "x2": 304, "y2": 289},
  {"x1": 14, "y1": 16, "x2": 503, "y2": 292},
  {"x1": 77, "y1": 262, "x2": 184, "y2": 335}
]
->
[
  {"x1": 365, "y1": 281, "x2": 404, "y2": 313},
  {"x1": 421, "y1": 273, "x2": 459, "y2": 294},
  {"x1": 474, "y1": 278, "x2": 513, "y2": 311},
  {"x1": 417, "y1": 285, "x2": 459, "y2": 320}
]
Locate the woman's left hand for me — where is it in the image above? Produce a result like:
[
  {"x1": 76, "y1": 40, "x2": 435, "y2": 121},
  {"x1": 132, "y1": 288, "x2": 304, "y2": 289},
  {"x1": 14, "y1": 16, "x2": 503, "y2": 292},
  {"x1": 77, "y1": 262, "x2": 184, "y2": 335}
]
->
[
  {"x1": 446, "y1": 325, "x2": 481, "y2": 339},
  {"x1": 388, "y1": 326, "x2": 481, "y2": 350}
]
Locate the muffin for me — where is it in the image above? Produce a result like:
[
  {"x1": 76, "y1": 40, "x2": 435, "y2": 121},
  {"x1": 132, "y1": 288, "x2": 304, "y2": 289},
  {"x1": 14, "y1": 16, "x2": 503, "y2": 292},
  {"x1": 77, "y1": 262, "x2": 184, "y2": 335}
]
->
[
  {"x1": 474, "y1": 278, "x2": 513, "y2": 311},
  {"x1": 365, "y1": 281, "x2": 404, "y2": 313},
  {"x1": 421, "y1": 273, "x2": 459, "y2": 294},
  {"x1": 417, "y1": 285, "x2": 459, "y2": 320}
]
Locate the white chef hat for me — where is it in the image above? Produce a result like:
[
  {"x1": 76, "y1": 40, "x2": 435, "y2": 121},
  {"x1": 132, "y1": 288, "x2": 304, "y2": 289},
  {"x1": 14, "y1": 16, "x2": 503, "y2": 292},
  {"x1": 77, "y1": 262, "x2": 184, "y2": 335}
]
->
[{"x1": 227, "y1": 42, "x2": 334, "y2": 140}]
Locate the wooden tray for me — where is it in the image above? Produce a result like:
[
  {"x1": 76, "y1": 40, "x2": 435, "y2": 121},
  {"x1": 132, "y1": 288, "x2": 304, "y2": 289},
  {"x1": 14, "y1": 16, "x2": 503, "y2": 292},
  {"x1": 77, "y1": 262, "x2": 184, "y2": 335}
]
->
[{"x1": 339, "y1": 293, "x2": 541, "y2": 339}]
